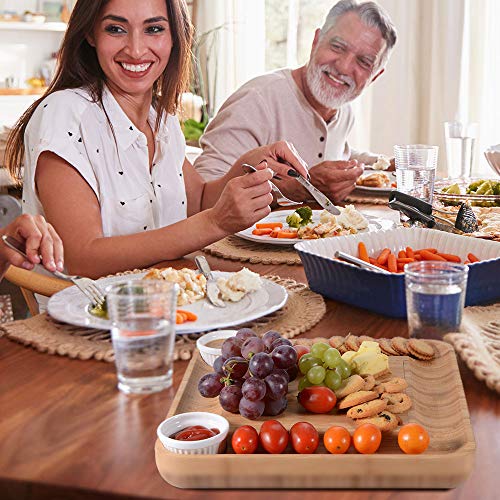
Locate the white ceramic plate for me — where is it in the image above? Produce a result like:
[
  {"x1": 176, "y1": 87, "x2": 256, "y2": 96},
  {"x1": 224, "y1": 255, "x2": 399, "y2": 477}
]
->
[
  {"x1": 47, "y1": 271, "x2": 288, "y2": 334},
  {"x1": 236, "y1": 209, "x2": 396, "y2": 246},
  {"x1": 354, "y1": 170, "x2": 395, "y2": 194}
]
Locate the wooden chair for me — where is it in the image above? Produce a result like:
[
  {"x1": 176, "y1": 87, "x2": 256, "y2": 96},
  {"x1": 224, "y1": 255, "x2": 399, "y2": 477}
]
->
[{"x1": 4, "y1": 266, "x2": 71, "y2": 316}]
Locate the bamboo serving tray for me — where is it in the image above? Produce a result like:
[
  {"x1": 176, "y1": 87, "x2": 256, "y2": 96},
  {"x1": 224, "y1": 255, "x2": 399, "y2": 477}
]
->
[{"x1": 155, "y1": 341, "x2": 475, "y2": 489}]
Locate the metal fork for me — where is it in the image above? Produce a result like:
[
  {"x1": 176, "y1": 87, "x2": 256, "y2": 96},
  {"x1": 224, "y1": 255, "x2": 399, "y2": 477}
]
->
[
  {"x1": 241, "y1": 163, "x2": 301, "y2": 207},
  {"x1": 1, "y1": 234, "x2": 105, "y2": 306}
]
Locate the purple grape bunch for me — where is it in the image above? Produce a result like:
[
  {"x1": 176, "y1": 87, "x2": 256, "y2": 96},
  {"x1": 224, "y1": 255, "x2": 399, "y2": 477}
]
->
[{"x1": 197, "y1": 328, "x2": 298, "y2": 420}]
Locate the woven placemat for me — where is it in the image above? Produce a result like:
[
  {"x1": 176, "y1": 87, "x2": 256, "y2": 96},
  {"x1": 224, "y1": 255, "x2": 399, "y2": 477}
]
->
[
  {"x1": 0, "y1": 275, "x2": 325, "y2": 363},
  {"x1": 203, "y1": 235, "x2": 301, "y2": 265},
  {"x1": 345, "y1": 192, "x2": 389, "y2": 205},
  {"x1": 444, "y1": 302, "x2": 500, "y2": 394}
]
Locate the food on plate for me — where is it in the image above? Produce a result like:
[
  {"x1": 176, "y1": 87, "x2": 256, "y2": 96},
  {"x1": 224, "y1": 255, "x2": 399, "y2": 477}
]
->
[
  {"x1": 144, "y1": 267, "x2": 207, "y2": 305},
  {"x1": 439, "y1": 178, "x2": 500, "y2": 206},
  {"x1": 323, "y1": 425, "x2": 351, "y2": 454},
  {"x1": 171, "y1": 425, "x2": 220, "y2": 441},
  {"x1": 232, "y1": 425, "x2": 259, "y2": 454},
  {"x1": 197, "y1": 328, "x2": 298, "y2": 420},
  {"x1": 346, "y1": 398, "x2": 387, "y2": 419},
  {"x1": 355, "y1": 410, "x2": 399, "y2": 432},
  {"x1": 216, "y1": 268, "x2": 262, "y2": 302},
  {"x1": 380, "y1": 392, "x2": 413, "y2": 413},
  {"x1": 285, "y1": 206, "x2": 313, "y2": 228},
  {"x1": 175, "y1": 309, "x2": 198, "y2": 324},
  {"x1": 356, "y1": 171, "x2": 393, "y2": 188},
  {"x1": 371, "y1": 155, "x2": 391, "y2": 171},
  {"x1": 398, "y1": 423, "x2": 430, "y2": 454},
  {"x1": 289, "y1": 422, "x2": 319, "y2": 454},
  {"x1": 297, "y1": 386, "x2": 337, "y2": 414},
  {"x1": 259, "y1": 419, "x2": 289, "y2": 454},
  {"x1": 341, "y1": 340, "x2": 389, "y2": 378},
  {"x1": 352, "y1": 423, "x2": 382, "y2": 454}
]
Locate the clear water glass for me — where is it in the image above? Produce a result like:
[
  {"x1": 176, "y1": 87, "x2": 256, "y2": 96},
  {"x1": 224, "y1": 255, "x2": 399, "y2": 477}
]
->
[
  {"x1": 444, "y1": 121, "x2": 478, "y2": 178},
  {"x1": 107, "y1": 280, "x2": 177, "y2": 394},
  {"x1": 405, "y1": 262, "x2": 468, "y2": 340}
]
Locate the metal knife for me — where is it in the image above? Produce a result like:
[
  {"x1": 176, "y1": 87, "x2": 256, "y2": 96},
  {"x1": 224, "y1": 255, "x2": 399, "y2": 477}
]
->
[
  {"x1": 335, "y1": 251, "x2": 391, "y2": 274},
  {"x1": 194, "y1": 255, "x2": 226, "y2": 308},
  {"x1": 286, "y1": 169, "x2": 341, "y2": 215}
]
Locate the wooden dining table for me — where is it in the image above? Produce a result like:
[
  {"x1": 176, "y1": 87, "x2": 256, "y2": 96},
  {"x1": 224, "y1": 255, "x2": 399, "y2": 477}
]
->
[{"x1": 0, "y1": 205, "x2": 498, "y2": 500}]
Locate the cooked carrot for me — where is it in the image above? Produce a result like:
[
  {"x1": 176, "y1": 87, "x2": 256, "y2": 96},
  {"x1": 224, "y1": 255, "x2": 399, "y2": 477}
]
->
[
  {"x1": 277, "y1": 231, "x2": 298, "y2": 239},
  {"x1": 467, "y1": 253, "x2": 480, "y2": 263},
  {"x1": 436, "y1": 253, "x2": 461, "y2": 263},
  {"x1": 377, "y1": 248, "x2": 391, "y2": 265},
  {"x1": 414, "y1": 254, "x2": 422, "y2": 261},
  {"x1": 252, "y1": 228, "x2": 273, "y2": 236},
  {"x1": 398, "y1": 250, "x2": 407, "y2": 259},
  {"x1": 397, "y1": 258, "x2": 414, "y2": 264},
  {"x1": 270, "y1": 229, "x2": 280, "y2": 238},
  {"x1": 397, "y1": 262, "x2": 406, "y2": 271},
  {"x1": 358, "y1": 242, "x2": 369, "y2": 262},
  {"x1": 464, "y1": 260, "x2": 470, "y2": 264},
  {"x1": 175, "y1": 312, "x2": 185, "y2": 324},
  {"x1": 387, "y1": 253, "x2": 397, "y2": 273},
  {"x1": 420, "y1": 250, "x2": 446, "y2": 261},
  {"x1": 177, "y1": 309, "x2": 197, "y2": 322},
  {"x1": 416, "y1": 248, "x2": 438, "y2": 253},
  {"x1": 256, "y1": 222, "x2": 283, "y2": 229},
  {"x1": 406, "y1": 246, "x2": 415, "y2": 259}
]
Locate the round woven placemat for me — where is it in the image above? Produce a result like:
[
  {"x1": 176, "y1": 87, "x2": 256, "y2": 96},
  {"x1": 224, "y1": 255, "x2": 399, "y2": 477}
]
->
[
  {"x1": 203, "y1": 235, "x2": 301, "y2": 265},
  {"x1": 444, "y1": 302, "x2": 500, "y2": 394},
  {"x1": 0, "y1": 275, "x2": 325, "y2": 363},
  {"x1": 345, "y1": 192, "x2": 389, "y2": 205}
]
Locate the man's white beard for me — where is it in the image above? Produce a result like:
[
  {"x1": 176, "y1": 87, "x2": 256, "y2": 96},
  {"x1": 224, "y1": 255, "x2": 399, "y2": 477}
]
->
[{"x1": 306, "y1": 62, "x2": 358, "y2": 110}]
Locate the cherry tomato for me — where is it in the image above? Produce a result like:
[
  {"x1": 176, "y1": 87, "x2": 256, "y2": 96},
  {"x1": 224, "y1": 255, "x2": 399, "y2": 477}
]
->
[
  {"x1": 353, "y1": 424, "x2": 382, "y2": 454},
  {"x1": 293, "y1": 345, "x2": 311, "y2": 361},
  {"x1": 259, "y1": 419, "x2": 289, "y2": 454},
  {"x1": 290, "y1": 422, "x2": 319, "y2": 454},
  {"x1": 232, "y1": 425, "x2": 259, "y2": 454},
  {"x1": 323, "y1": 425, "x2": 351, "y2": 454},
  {"x1": 398, "y1": 423, "x2": 430, "y2": 454},
  {"x1": 297, "y1": 386, "x2": 337, "y2": 414}
]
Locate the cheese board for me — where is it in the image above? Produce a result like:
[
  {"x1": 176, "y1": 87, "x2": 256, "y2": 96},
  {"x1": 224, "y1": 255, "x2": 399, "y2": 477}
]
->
[{"x1": 155, "y1": 341, "x2": 475, "y2": 489}]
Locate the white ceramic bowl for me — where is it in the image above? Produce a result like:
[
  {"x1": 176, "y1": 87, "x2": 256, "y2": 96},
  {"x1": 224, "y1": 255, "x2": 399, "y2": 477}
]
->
[
  {"x1": 484, "y1": 148, "x2": 500, "y2": 176},
  {"x1": 196, "y1": 329, "x2": 237, "y2": 366},
  {"x1": 157, "y1": 412, "x2": 229, "y2": 455}
]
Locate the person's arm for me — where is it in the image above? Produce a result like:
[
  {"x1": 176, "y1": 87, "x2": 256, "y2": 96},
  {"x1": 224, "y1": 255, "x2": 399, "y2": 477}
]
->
[{"x1": 0, "y1": 214, "x2": 64, "y2": 280}]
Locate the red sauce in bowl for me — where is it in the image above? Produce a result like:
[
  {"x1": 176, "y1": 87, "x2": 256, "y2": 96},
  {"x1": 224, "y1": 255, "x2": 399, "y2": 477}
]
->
[{"x1": 171, "y1": 425, "x2": 220, "y2": 441}]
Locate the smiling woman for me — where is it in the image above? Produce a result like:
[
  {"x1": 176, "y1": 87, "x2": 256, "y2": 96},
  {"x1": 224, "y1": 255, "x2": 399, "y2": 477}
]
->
[{"x1": 4, "y1": 0, "x2": 309, "y2": 284}]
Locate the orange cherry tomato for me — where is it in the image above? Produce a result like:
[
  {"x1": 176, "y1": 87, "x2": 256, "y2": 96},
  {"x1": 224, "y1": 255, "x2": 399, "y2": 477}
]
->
[
  {"x1": 290, "y1": 422, "x2": 319, "y2": 454},
  {"x1": 323, "y1": 425, "x2": 351, "y2": 454},
  {"x1": 293, "y1": 345, "x2": 310, "y2": 361},
  {"x1": 353, "y1": 424, "x2": 382, "y2": 454},
  {"x1": 232, "y1": 425, "x2": 259, "y2": 454},
  {"x1": 398, "y1": 423, "x2": 430, "y2": 454}
]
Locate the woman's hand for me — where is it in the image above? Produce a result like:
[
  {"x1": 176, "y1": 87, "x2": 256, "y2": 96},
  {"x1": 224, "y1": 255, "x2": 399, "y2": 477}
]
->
[
  {"x1": 0, "y1": 214, "x2": 64, "y2": 273},
  {"x1": 236, "y1": 141, "x2": 309, "y2": 179},
  {"x1": 209, "y1": 163, "x2": 273, "y2": 233}
]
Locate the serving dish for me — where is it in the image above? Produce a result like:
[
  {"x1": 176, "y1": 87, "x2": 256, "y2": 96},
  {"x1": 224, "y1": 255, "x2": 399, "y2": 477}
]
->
[
  {"x1": 434, "y1": 177, "x2": 500, "y2": 207},
  {"x1": 196, "y1": 329, "x2": 237, "y2": 366},
  {"x1": 295, "y1": 228, "x2": 500, "y2": 318},
  {"x1": 155, "y1": 346, "x2": 475, "y2": 489}
]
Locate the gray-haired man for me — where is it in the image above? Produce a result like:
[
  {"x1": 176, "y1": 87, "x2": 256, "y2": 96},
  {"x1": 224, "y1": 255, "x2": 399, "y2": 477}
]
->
[{"x1": 194, "y1": 0, "x2": 397, "y2": 203}]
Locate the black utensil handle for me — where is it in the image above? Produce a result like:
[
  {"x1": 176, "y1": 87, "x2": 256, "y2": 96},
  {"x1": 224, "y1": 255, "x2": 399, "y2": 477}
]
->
[
  {"x1": 388, "y1": 200, "x2": 436, "y2": 227},
  {"x1": 389, "y1": 190, "x2": 433, "y2": 215}
]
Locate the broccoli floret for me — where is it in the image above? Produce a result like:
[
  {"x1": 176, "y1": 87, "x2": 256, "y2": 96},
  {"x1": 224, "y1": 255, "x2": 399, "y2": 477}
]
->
[
  {"x1": 295, "y1": 206, "x2": 313, "y2": 225},
  {"x1": 286, "y1": 212, "x2": 302, "y2": 228}
]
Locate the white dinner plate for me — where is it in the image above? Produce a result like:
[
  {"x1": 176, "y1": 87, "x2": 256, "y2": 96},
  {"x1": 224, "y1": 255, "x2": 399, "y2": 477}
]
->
[
  {"x1": 236, "y1": 209, "x2": 395, "y2": 246},
  {"x1": 47, "y1": 271, "x2": 288, "y2": 334},
  {"x1": 354, "y1": 170, "x2": 395, "y2": 195}
]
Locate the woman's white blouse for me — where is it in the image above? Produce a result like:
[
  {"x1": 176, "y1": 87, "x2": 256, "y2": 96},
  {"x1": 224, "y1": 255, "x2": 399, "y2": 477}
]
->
[{"x1": 22, "y1": 86, "x2": 187, "y2": 237}]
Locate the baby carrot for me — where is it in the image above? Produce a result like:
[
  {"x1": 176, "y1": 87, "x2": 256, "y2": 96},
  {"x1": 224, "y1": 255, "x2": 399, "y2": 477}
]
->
[
  {"x1": 397, "y1": 257, "x2": 414, "y2": 264},
  {"x1": 387, "y1": 253, "x2": 397, "y2": 273},
  {"x1": 467, "y1": 253, "x2": 480, "y2": 263},
  {"x1": 256, "y1": 222, "x2": 283, "y2": 229},
  {"x1": 358, "y1": 242, "x2": 369, "y2": 262},
  {"x1": 416, "y1": 248, "x2": 438, "y2": 253},
  {"x1": 277, "y1": 231, "x2": 298, "y2": 238},
  {"x1": 252, "y1": 228, "x2": 273, "y2": 236},
  {"x1": 177, "y1": 309, "x2": 197, "y2": 322},
  {"x1": 436, "y1": 253, "x2": 461, "y2": 263},
  {"x1": 175, "y1": 312, "x2": 185, "y2": 324},
  {"x1": 270, "y1": 229, "x2": 280, "y2": 238},
  {"x1": 420, "y1": 250, "x2": 446, "y2": 261},
  {"x1": 398, "y1": 250, "x2": 407, "y2": 259},
  {"x1": 377, "y1": 248, "x2": 391, "y2": 265},
  {"x1": 406, "y1": 246, "x2": 415, "y2": 259}
]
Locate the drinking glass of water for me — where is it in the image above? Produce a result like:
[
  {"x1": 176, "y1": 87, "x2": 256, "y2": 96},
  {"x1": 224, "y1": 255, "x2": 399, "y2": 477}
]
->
[
  {"x1": 405, "y1": 261, "x2": 468, "y2": 340},
  {"x1": 444, "y1": 121, "x2": 478, "y2": 178},
  {"x1": 107, "y1": 280, "x2": 178, "y2": 394}
]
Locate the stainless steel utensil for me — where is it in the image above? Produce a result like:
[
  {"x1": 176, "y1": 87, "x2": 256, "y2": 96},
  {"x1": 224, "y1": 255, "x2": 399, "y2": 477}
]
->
[
  {"x1": 286, "y1": 168, "x2": 341, "y2": 215},
  {"x1": 1, "y1": 234, "x2": 105, "y2": 306},
  {"x1": 194, "y1": 255, "x2": 226, "y2": 308},
  {"x1": 334, "y1": 250, "x2": 391, "y2": 274},
  {"x1": 241, "y1": 163, "x2": 301, "y2": 207}
]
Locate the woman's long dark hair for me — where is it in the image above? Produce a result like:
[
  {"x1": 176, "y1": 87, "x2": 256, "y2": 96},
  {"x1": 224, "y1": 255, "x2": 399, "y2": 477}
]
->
[{"x1": 6, "y1": 0, "x2": 193, "y2": 182}]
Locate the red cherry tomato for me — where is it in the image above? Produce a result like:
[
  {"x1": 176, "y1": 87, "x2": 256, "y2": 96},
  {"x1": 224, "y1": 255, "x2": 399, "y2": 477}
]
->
[
  {"x1": 353, "y1": 424, "x2": 382, "y2": 454},
  {"x1": 293, "y1": 345, "x2": 310, "y2": 361},
  {"x1": 297, "y1": 386, "x2": 337, "y2": 414},
  {"x1": 259, "y1": 419, "x2": 289, "y2": 454},
  {"x1": 232, "y1": 425, "x2": 259, "y2": 454},
  {"x1": 323, "y1": 425, "x2": 351, "y2": 454},
  {"x1": 290, "y1": 422, "x2": 319, "y2": 454},
  {"x1": 398, "y1": 423, "x2": 430, "y2": 454}
]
